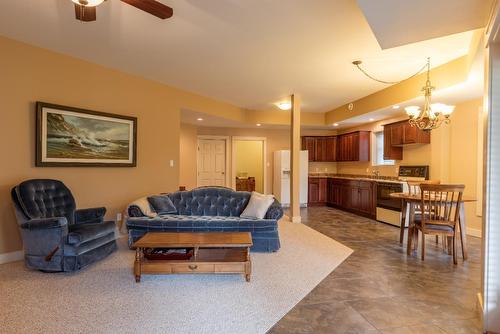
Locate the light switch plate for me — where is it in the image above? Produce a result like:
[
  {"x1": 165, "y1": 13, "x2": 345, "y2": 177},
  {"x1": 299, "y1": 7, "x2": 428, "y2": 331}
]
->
[
  {"x1": 170, "y1": 160, "x2": 174, "y2": 167},
  {"x1": 116, "y1": 213, "x2": 122, "y2": 222}
]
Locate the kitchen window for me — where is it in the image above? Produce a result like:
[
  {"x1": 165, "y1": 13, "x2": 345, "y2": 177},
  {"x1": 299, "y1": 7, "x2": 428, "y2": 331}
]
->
[{"x1": 373, "y1": 131, "x2": 395, "y2": 166}]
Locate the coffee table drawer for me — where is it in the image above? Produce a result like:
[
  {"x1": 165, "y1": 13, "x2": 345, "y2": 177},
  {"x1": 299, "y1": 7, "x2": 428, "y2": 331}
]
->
[
  {"x1": 215, "y1": 263, "x2": 246, "y2": 273},
  {"x1": 171, "y1": 263, "x2": 215, "y2": 273}
]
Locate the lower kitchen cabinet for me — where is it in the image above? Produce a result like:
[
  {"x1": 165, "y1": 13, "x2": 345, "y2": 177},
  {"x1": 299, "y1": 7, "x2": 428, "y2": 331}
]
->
[
  {"x1": 324, "y1": 178, "x2": 377, "y2": 218},
  {"x1": 308, "y1": 177, "x2": 327, "y2": 206}
]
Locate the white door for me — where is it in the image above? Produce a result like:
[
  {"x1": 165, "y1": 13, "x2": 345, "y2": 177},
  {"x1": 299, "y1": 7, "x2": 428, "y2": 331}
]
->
[{"x1": 197, "y1": 139, "x2": 226, "y2": 187}]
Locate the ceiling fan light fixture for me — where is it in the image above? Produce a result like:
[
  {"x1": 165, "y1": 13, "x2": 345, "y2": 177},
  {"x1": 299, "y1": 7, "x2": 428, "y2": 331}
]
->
[{"x1": 71, "y1": 0, "x2": 105, "y2": 7}]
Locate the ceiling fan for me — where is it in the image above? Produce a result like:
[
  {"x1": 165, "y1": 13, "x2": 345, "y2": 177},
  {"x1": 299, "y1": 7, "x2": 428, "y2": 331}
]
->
[{"x1": 72, "y1": 0, "x2": 173, "y2": 22}]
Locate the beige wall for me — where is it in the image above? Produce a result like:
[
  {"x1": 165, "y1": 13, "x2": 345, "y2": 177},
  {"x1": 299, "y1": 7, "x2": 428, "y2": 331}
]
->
[
  {"x1": 336, "y1": 98, "x2": 483, "y2": 233},
  {"x1": 179, "y1": 125, "x2": 291, "y2": 194},
  {"x1": 179, "y1": 125, "x2": 340, "y2": 194},
  {"x1": 234, "y1": 140, "x2": 264, "y2": 193},
  {"x1": 0, "y1": 36, "x2": 248, "y2": 254}
]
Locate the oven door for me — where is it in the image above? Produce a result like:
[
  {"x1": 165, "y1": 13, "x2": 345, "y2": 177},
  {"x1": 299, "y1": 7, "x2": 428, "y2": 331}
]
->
[{"x1": 377, "y1": 183, "x2": 403, "y2": 211}]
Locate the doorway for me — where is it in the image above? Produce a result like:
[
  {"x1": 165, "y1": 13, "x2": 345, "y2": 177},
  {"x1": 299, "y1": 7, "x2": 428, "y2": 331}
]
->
[
  {"x1": 197, "y1": 136, "x2": 229, "y2": 187},
  {"x1": 232, "y1": 137, "x2": 266, "y2": 193}
]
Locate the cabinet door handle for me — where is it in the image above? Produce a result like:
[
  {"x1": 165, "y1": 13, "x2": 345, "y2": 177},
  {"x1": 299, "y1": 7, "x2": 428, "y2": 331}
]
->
[{"x1": 188, "y1": 264, "x2": 198, "y2": 270}]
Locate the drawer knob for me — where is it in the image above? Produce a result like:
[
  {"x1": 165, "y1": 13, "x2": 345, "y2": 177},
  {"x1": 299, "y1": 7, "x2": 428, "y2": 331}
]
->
[{"x1": 188, "y1": 264, "x2": 198, "y2": 270}]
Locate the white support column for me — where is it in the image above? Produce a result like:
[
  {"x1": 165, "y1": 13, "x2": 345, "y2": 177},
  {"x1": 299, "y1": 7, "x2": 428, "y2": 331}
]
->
[{"x1": 290, "y1": 94, "x2": 301, "y2": 223}]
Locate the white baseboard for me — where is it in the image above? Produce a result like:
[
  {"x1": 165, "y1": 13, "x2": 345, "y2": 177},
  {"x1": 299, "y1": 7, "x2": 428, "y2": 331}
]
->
[
  {"x1": 0, "y1": 250, "x2": 24, "y2": 264},
  {"x1": 467, "y1": 228, "x2": 482, "y2": 238}
]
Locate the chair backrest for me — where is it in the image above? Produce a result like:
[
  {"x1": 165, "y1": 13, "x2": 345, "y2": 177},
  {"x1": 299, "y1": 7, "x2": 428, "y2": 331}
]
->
[
  {"x1": 419, "y1": 184, "x2": 464, "y2": 226},
  {"x1": 407, "y1": 180, "x2": 441, "y2": 195},
  {"x1": 11, "y1": 179, "x2": 76, "y2": 224}
]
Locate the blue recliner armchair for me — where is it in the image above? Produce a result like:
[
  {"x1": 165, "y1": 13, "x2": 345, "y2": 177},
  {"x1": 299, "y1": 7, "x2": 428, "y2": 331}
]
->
[{"x1": 11, "y1": 179, "x2": 117, "y2": 272}]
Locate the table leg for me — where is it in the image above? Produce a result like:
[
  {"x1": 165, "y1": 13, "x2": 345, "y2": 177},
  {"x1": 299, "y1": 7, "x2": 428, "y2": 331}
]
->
[
  {"x1": 459, "y1": 202, "x2": 468, "y2": 260},
  {"x1": 245, "y1": 246, "x2": 251, "y2": 282},
  {"x1": 134, "y1": 247, "x2": 141, "y2": 283},
  {"x1": 400, "y1": 200, "x2": 408, "y2": 244}
]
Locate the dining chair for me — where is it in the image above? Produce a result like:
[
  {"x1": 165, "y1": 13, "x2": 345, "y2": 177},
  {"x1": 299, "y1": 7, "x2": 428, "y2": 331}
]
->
[
  {"x1": 407, "y1": 184, "x2": 465, "y2": 264},
  {"x1": 402, "y1": 180, "x2": 440, "y2": 245}
]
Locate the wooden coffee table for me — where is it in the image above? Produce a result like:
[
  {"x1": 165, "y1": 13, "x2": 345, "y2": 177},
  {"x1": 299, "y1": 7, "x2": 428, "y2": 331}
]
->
[{"x1": 132, "y1": 232, "x2": 253, "y2": 282}]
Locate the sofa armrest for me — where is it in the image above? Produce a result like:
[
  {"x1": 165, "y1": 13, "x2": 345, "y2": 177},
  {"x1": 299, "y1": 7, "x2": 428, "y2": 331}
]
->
[
  {"x1": 264, "y1": 200, "x2": 284, "y2": 220},
  {"x1": 20, "y1": 217, "x2": 68, "y2": 230},
  {"x1": 128, "y1": 205, "x2": 145, "y2": 217},
  {"x1": 75, "y1": 207, "x2": 106, "y2": 224}
]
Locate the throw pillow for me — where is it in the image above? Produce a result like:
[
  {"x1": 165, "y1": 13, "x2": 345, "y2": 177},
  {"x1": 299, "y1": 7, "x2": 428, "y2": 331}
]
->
[
  {"x1": 147, "y1": 195, "x2": 177, "y2": 214},
  {"x1": 240, "y1": 192, "x2": 275, "y2": 219}
]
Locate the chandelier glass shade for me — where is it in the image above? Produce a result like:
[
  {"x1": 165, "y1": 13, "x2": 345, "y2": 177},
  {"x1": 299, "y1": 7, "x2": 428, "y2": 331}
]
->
[{"x1": 71, "y1": 0, "x2": 105, "y2": 7}]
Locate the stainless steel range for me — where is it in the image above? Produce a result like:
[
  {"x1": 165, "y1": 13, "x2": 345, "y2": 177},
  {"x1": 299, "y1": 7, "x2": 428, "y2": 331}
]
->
[{"x1": 376, "y1": 166, "x2": 429, "y2": 227}]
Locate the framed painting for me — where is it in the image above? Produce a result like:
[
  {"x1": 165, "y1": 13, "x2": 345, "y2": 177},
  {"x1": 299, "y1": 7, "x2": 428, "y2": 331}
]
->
[{"x1": 36, "y1": 102, "x2": 137, "y2": 167}]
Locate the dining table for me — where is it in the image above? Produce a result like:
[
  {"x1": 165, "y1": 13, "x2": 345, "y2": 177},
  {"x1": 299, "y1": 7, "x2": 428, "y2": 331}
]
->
[{"x1": 390, "y1": 192, "x2": 476, "y2": 260}]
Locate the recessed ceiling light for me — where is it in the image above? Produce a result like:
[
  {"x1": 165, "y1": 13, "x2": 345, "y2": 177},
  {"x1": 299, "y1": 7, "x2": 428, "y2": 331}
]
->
[
  {"x1": 333, "y1": 123, "x2": 339, "y2": 127},
  {"x1": 393, "y1": 105, "x2": 400, "y2": 109},
  {"x1": 369, "y1": 118, "x2": 375, "y2": 121},
  {"x1": 277, "y1": 102, "x2": 292, "y2": 110},
  {"x1": 197, "y1": 118, "x2": 203, "y2": 121},
  {"x1": 256, "y1": 123, "x2": 262, "y2": 127}
]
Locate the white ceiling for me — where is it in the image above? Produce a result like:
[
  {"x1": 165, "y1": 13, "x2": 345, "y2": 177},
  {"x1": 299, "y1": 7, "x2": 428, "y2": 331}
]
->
[
  {"x1": 0, "y1": 0, "x2": 485, "y2": 112},
  {"x1": 357, "y1": 0, "x2": 493, "y2": 49}
]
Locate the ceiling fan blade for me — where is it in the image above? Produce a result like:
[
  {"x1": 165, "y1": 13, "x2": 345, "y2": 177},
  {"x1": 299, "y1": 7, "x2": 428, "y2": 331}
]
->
[
  {"x1": 120, "y1": 0, "x2": 173, "y2": 19},
  {"x1": 74, "y1": 4, "x2": 97, "y2": 22}
]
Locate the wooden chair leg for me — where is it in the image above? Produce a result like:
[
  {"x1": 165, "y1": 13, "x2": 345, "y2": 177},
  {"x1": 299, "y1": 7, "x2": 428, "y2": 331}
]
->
[
  {"x1": 407, "y1": 224, "x2": 413, "y2": 255},
  {"x1": 453, "y1": 235, "x2": 458, "y2": 265},
  {"x1": 413, "y1": 227, "x2": 419, "y2": 251},
  {"x1": 421, "y1": 231, "x2": 425, "y2": 261},
  {"x1": 435, "y1": 235, "x2": 439, "y2": 244},
  {"x1": 447, "y1": 236, "x2": 452, "y2": 255}
]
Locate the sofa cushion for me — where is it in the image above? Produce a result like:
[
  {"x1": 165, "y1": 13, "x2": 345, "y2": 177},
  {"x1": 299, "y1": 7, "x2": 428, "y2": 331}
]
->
[
  {"x1": 147, "y1": 195, "x2": 177, "y2": 214},
  {"x1": 67, "y1": 221, "x2": 116, "y2": 246},
  {"x1": 240, "y1": 192, "x2": 275, "y2": 219},
  {"x1": 126, "y1": 215, "x2": 277, "y2": 231}
]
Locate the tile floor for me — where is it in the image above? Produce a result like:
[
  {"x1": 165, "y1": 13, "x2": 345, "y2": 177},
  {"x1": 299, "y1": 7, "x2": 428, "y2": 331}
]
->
[{"x1": 269, "y1": 207, "x2": 482, "y2": 334}]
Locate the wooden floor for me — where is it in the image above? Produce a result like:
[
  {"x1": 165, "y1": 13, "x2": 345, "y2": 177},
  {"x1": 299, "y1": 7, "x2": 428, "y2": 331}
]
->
[{"x1": 269, "y1": 206, "x2": 482, "y2": 334}]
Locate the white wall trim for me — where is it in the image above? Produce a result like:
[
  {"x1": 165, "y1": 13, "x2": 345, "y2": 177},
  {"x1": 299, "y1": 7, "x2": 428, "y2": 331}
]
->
[
  {"x1": 467, "y1": 227, "x2": 482, "y2": 238},
  {"x1": 0, "y1": 250, "x2": 24, "y2": 264},
  {"x1": 231, "y1": 136, "x2": 267, "y2": 194}
]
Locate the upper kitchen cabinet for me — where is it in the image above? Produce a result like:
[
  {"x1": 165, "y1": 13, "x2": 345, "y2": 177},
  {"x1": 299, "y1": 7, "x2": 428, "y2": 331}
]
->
[
  {"x1": 388, "y1": 120, "x2": 430, "y2": 146},
  {"x1": 302, "y1": 136, "x2": 317, "y2": 161},
  {"x1": 336, "y1": 131, "x2": 371, "y2": 162},
  {"x1": 383, "y1": 120, "x2": 430, "y2": 160},
  {"x1": 301, "y1": 136, "x2": 337, "y2": 162}
]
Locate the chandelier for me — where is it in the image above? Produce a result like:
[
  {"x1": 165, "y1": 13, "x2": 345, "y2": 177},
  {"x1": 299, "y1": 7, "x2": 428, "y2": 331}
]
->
[{"x1": 353, "y1": 57, "x2": 454, "y2": 131}]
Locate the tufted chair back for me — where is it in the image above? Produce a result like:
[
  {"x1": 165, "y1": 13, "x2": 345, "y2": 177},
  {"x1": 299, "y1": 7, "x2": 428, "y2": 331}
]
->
[
  {"x1": 11, "y1": 179, "x2": 76, "y2": 225},
  {"x1": 168, "y1": 187, "x2": 250, "y2": 217}
]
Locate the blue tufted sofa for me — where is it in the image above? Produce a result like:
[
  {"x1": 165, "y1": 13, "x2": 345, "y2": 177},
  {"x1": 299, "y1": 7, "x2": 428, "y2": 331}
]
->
[
  {"x1": 126, "y1": 187, "x2": 283, "y2": 252},
  {"x1": 11, "y1": 179, "x2": 117, "y2": 272}
]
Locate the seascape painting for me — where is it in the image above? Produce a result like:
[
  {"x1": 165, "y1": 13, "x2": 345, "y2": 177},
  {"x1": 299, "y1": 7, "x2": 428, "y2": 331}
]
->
[{"x1": 36, "y1": 102, "x2": 137, "y2": 167}]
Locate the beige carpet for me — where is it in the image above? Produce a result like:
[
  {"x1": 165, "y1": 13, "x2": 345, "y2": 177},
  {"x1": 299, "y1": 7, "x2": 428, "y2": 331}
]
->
[{"x1": 0, "y1": 220, "x2": 352, "y2": 334}]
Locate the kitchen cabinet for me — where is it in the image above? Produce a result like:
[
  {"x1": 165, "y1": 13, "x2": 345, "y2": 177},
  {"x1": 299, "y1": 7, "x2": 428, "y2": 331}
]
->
[
  {"x1": 383, "y1": 121, "x2": 430, "y2": 160},
  {"x1": 325, "y1": 136, "x2": 337, "y2": 162},
  {"x1": 383, "y1": 124, "x2": 403, "y2": 160},
  {"x1": 336, "y1": 131, "x2": 370, "y2": 162},
  {"x1": 308, "y1": 177, "x2": 327, "y2": 206},
  {"x1": 301, "y1": 136, "x2": 337, "y2": 162},
  {"x1": 325, "y1": 178, "x2": 377, "y2": 218},
  {"x1": 327, "y1": 178, "x2": 341, "y2": 206},
  {"x1": 302, "y1": 137, "x2": 317, "y2": 161}
]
